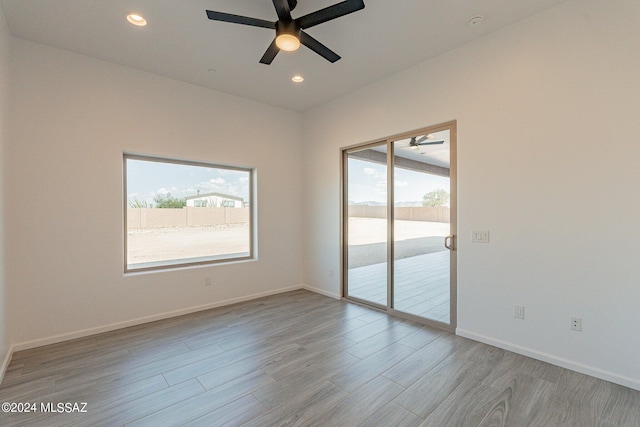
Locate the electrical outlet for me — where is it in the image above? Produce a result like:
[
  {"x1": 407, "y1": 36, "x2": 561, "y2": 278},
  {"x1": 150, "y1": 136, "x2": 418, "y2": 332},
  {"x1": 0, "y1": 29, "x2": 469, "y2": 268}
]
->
[
  {"x1": 514, "y1": 305, "x2": 525, "y2": 319},
  {"x1": 204, "y1": 277, "x2": 213, "y2": 287},
  {"x1": 571, "y1": 317, "x2": 582, "y2": 331},
  {"x1": 329, "y1": 269, "x2": 334, "y2": 278}
]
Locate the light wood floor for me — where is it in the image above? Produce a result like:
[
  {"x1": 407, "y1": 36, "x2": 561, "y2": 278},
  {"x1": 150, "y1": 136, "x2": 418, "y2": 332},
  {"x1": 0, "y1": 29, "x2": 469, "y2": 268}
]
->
[{"x1": 1, "y1": 290, "x2": 638, "y2": 426}]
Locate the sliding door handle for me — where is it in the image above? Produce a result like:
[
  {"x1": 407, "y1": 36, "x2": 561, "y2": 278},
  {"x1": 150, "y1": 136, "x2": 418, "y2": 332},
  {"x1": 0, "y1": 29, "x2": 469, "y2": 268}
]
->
[{"x1": 444, "y1": 235, "x2": 456, "y2": 251}]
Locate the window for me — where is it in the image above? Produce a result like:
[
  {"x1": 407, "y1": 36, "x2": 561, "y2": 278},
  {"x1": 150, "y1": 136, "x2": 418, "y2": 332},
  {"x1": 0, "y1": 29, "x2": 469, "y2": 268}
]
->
[{"x1": 124, "y1": 154, "x2": 254, "y2": 272}]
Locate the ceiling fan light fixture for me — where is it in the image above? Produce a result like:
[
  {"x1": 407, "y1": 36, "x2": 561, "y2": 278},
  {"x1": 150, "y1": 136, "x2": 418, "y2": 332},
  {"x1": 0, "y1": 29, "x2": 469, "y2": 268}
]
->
[{"x1": 276, "y1": 33, "x2": 300, "y2": 52}]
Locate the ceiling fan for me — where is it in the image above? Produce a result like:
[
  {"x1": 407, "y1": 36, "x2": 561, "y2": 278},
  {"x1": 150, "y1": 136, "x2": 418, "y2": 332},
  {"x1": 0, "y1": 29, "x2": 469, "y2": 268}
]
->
[
  {"x1": 205, "y1": 0, "x2": 365, "y2": 64},
  {"x1": 409, "y1": 135, "x2": 445, "y2": 148}
]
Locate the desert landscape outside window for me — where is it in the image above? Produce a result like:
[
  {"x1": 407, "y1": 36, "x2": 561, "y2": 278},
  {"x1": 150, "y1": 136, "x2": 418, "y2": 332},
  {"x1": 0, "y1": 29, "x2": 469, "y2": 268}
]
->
[{"x1": 124, "y1": 154, "x2": 254, "y2": 272}]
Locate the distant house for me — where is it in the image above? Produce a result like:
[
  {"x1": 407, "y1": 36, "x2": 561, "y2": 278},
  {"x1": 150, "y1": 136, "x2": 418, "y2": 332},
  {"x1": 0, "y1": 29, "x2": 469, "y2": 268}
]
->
[{"x1": 185, "y1": 192, "x2": 246, "y2": 208}]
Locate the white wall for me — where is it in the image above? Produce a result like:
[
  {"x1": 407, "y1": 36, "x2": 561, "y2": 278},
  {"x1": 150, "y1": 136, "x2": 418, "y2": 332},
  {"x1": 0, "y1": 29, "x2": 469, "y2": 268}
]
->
[
  {"x1": 302, "y1": 0, "x2": 640, "y2": 390},
  {"x1": 6, "y1": 39, "x2": 303, "y2": 347},
  {"x1": 0, "y1": 6, "x2": 10, "y2": 374}
]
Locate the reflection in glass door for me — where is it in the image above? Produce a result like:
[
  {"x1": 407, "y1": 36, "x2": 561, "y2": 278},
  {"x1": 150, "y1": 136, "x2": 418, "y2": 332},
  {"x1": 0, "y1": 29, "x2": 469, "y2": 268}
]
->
[
  {"x1": 343, "y1": 122, "x2": 456, "y2": 329},
  {"x1": 344, "y1": 144, "x2": 388, "y2": 308},
  {"x1": 392, "y1": 130, "x2": 453, "y2": 324}
]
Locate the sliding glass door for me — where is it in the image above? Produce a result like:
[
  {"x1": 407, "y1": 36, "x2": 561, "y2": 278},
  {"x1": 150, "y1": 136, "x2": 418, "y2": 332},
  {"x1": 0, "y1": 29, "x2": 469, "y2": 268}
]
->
[
  {"x1": 344, "y1": 143, "x2": 388, "y2": 308},
  {"x1": 343, "y1": 122, "x2": 456, "y2": 329},
  {"x1": 392, "y1": 129, "x2": 454, "y2": 324}
]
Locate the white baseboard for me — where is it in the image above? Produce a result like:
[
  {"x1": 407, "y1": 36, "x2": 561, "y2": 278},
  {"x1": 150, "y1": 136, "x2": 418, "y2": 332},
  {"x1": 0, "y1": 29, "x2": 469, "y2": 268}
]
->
[
  {"x1": 0, "y1": 344, "x2": 14, "y2": 384},
  {"x1": 301, "y1": 284, "x2": 341, "y2": 300},
  {"x1": 12, "y1": 285, "x2": 304, "y2": 353},
  {"x1": 456, "y1": 328, "x2": 640, "y2": 392}
]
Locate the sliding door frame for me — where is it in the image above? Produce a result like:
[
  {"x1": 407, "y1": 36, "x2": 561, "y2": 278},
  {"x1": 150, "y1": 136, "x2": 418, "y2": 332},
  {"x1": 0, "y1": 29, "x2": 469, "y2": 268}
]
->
[
  {"x1": 341, "y1": 140, "x2": 389, "y2": 311},
  {"x1": 341, "y1": 120, "x2": 457, "y2": 332}
]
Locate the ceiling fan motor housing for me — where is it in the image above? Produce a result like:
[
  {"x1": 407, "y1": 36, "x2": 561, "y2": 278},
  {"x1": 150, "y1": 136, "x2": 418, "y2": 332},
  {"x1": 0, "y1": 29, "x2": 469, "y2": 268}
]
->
[{"x1": 276, "y1": 20, "x2": 300, "y2": 39}]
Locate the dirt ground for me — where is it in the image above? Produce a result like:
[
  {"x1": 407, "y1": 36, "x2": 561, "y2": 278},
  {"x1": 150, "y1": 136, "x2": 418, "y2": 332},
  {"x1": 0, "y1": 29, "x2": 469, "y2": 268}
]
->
[
  {"x1": 348, "y1": 217, "x2": 449, "y2": 245},
  {"x1": 127, "y1": 218, "x2": 449, "y2": 268},
  {"x1": 347, "y1": 218, "x2": 450, "y2": 268},
  {"x1": 127, "y1": 224, "x2": 250, "y2": 265}
]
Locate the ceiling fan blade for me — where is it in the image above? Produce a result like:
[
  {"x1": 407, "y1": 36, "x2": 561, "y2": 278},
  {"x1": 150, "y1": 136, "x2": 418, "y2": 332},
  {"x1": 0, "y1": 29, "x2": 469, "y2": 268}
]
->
[
  {"x1": 272, "y1": 0, "x2": 292, "y2": 21},
  {"x1": 206, "y1": 10, "x2": 275, "y2": 29},
  {"x1": 288, "y1": 0, "x2": 298, "y2": 11},
  {"x1": 299, "y1": 31, "x2": 340, "y2": 63},
  {"x1": 415, "y1": 135, "x2": 427, "y2": 144},
  {"x1": 297, "y1": 0, "x2": 365, "y2": 29},
  {"x1": 260, "y1": 39, "x2": 280, "y2": 64},
  {"x1": 417, "y1": 141, "x2": 445, "y2": 146}
]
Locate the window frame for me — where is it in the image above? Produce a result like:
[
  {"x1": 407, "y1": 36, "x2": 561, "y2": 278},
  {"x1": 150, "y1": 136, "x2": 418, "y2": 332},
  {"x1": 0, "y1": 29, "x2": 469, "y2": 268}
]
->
[{"x1": 123, "y1": 153, "x2": 255, "y2": 273}]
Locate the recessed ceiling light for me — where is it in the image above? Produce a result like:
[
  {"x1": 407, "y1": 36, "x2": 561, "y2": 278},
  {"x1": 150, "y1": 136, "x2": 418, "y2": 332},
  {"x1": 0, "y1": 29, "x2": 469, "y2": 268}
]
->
[
  {"x1": 292, "y1": 75, "x2": 304, "y2": 83},
  {"x1": 126, "y1": 13, "x2": 147, "y2": 27}
]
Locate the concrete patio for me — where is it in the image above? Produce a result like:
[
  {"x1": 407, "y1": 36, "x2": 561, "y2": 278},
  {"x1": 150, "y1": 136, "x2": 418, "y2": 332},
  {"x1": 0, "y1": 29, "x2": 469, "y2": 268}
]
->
[{"x1": 347, "y1": 250, "x2": 450, "y2": 324}]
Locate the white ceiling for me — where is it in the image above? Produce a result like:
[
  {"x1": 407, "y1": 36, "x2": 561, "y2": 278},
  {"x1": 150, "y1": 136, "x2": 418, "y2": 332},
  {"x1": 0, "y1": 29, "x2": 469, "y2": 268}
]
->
[{"x1": 0, "y1": 0, "x2": 569, "y2": 112}]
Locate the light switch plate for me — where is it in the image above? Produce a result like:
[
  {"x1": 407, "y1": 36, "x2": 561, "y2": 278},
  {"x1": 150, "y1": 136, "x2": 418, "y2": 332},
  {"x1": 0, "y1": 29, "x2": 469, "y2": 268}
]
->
[{"x1": 472, "y1": 231, "x2": 490, "y2": 243}]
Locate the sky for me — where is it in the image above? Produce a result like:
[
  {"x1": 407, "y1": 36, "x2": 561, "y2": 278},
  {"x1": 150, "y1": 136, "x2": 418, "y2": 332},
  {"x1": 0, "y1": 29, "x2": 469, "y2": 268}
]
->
[
  {"x1": 348, "y1": 158, "x2": 450, "y2": 205},
  {"x1": 126, "y1": 158, "x2": 250, "y2": 206},
  {"x1": 126, "y1": 157, "x2": 446, "y2": 208}
]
